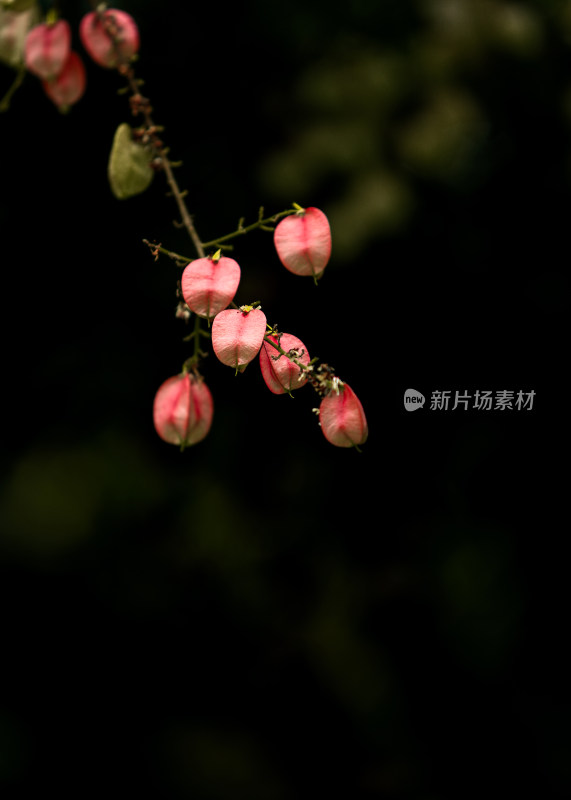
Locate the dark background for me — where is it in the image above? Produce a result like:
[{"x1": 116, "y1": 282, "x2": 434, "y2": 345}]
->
[{"x1": 0, "y1": 0, "x2": 569, "y2": 796}]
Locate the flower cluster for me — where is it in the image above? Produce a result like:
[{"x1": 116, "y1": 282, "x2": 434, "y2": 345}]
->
[
  {"x1": 19, "y1": 6, "x2": 139, "y2": 111},
  {"x1": 7, "y1": 4, "x2": 368, "y2": 451},
  {"x1": 156, "y1": 206, "x2": 368, "y2": 450}
]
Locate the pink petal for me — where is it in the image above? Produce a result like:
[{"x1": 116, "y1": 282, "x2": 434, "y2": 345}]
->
[
  {"x1": 259, "y1": 333, "x2": 310, "y2": 394},
  {"x1": 80, "y1": 9, "x2": 139, "y2": 69},
  {"x1": 25, "y1": 20, "x2": 71, "y2": 81},
  {"x1": 319, "y1": 383, "x2": 368, "y2": 448},
  {"x1": 41, "y1": 51, "x2": 86, "y2": 111},
  {"x1": 212, "y1": 308, "x2": 267, "y2": 371},
  {"x1": 274, "y1": 207, "x2": 332, "y2": 277},
  {"x1": 153, "y1": 373, "x2": 213, "y2": 447},
  {"x1": 181, "y1": 256, "x2": 240, "y2": 319}
]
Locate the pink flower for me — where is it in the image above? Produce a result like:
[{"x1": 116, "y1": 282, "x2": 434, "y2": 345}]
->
[
  {"x1": 79, "y1": 9, "x2": 139, "y2": 69},
  {"x1": 24, "y1": 19, "x2": 71, "y2": 81},
  {"x1": 259, "y1": 333, "x2": 310, "y2": 394},
  {"x1": 319, "y1": 383, "x2": 368, "y2": 448},
  {"x1": 181, "y1": 254, "x2": 241, "y2": 320},
  {"x1": 153, "y1": 372, "x2": 213, "y2": 447},
  {"x1": 41, "y1": 51, "x2": 86, "y2": 111},
  {"x1": 212, "y1": 307, "x2": 267, "y2": 372},
  {"x1": 274, "y1": 206, "x2": 332, "y2": 278}
]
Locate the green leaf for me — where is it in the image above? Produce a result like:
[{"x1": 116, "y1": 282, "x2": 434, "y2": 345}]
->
[{"x1": 108, "y1": 123, "x2": 154, "y2": 200}]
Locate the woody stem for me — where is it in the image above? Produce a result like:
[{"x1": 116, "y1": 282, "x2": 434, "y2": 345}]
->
[{"x1": 96, "y1": 4, "x2": 205, "y2": 257}]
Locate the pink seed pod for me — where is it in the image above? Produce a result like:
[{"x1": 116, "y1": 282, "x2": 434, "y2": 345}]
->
[
  {"x1": 181, "y1": 255, "x2": 241, "y2": 320},
  {"x1": 319, "y1": 383, "x2": 368, "y2": 448},
  {"x1": 212, "y1": 307, "x2": 267, "y2": 372},
  {"x1": 259, "y1": 333, "x2": 310, "y2": 395},
  {"x1": 24, "y1": 19, "x2": 71, "y2": 81},
  {"x1": 79, "y1": 9, "x2": 139, "y2": 69},
  {"x1": 153, "y1": 372, "x2": 213, "y2": 447},
  {"x1": 274, "y1": 206, "x2": 332, "y2": 278},
  {"x1": 41, "y1": 51, "x2": 86, "y2": 111}
]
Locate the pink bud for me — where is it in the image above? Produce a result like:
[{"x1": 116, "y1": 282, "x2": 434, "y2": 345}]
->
[
  {"x1": 153, "y1": 372, "x2": 213, "y2": 447},
  {"x1": 259, "y1": 333, "x2": 310, "y2": 394},
  {"x1": 79, "y1": 9, "x2": 139, "y2": 69},
  {"x1": 319, "y1": 383, "x2": 368, "y2": 448},
  {"x1": 181, "y1": 255, "x2": 241, "y2": 320},
  {"x1": 24, "y1": 20, "x2": 71, "y2": 81},
  {"x1": 212, "y1": 307, "x2": 267, "y2": 372},
  {"x1": 274, "y1": 207, "x2": 332, "y2": 278},
  {"x1": 41, "y1": 51, "x2": 86, "y2": 111}
]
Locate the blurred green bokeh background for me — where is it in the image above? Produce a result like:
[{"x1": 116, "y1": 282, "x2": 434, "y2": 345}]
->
[{"x1": 0, "y1": 0, "x2": 568, "y2": 796}]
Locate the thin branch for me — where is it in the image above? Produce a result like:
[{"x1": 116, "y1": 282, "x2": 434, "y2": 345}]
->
[
  {"x1": 142, "y1": 239, "x2": 192, "y2": 265},
  {"x1": 201, "y1": 207, "x2": 298, "y2": 249},
  {"x1": 96, "y1": 5, "x2": 205, "y2": 257},
  {"x1": 0, "y1": 64, "x2": 26, "y2": 113}
]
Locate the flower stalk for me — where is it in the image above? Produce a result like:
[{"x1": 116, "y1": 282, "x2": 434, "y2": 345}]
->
[{"x1": 28, "y1": 2, "x2": 368, "y2": 448}]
